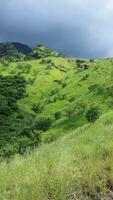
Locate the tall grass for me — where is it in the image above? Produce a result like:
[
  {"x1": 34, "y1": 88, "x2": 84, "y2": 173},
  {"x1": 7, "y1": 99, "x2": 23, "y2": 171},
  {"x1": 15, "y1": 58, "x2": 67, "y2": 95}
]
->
[{"x1": 1, "y1": 112, "x2": 113, "y2": 200}]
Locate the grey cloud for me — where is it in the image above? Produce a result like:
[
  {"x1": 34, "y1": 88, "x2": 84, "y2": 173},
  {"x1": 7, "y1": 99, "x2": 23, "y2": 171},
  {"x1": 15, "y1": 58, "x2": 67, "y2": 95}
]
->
[{"x1": 0, "y1": 0, "x2": 113, "y2": 58}]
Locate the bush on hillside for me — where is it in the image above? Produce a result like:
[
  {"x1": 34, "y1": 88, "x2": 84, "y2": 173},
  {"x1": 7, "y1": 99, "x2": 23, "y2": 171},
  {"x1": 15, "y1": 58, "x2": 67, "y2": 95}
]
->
[
  {"x1": 34, "y1": 117, "x2": 52, "y2": 131},
  {"x1": 20, "y1": 126, "x2": 32, "y2": 137},
  {"x1": 58, "y1": 94, "x2": 67, "y2": 100},
  {"x1": 0, "y1": 58, "x2": 9, "y2": 67},
  {"x1": 40, "y1": 58, "x2": 52, "y2": 64},
  {"x1": 83, "y1": 64, "x2": 89, "y2": 70},
  {"x1": 0, "y1": 128, "x2": 42, "y2": 157},
  {"x1": 0, "y1": 144, "x2": 18, "y2": 158},
  {"x1": 53, "y1": 79, "x2": 62, "y2": 85},
  {"x1": 89, "y1": 84, "x2": 113, "y2": 98},
  {"x1": 105, "y1": 85, "x2": 113, "y2": 97},
  {"x1": 32, "y1": 103, "x2": 43, "y2": 113},
  {"x1": 90, "y1": 59, "x2": 95, "y2": 62},
  {"x1": 51, "y1": 88, "x2": 59, "y2": 95},
  {"x1": 18, "y1": 130, "x2": 41, "y2": 154},
  {"x1": 17, "y1": 63, "x2": 32, "y2": 73},
  {"x1": 65, "y1": 102, "x2": 85, "y2": 119},
  {"x1": 67, "y1": 95, "x2": 75, "y2": 102},
  {"x1": 76, "y1": 59, "x2": 85, "y2": 68},
  {"x1": 86, "y1": 105, "x2": 101, "y2": 123},
  {"x1": 80, "y1": 74, "x2": 89, "y2": 81},
  {"x1": 0, "y1": 95, "x2": 12, "y2": 116},
  {"x1": 0, "y1": 75, "x2": 26, "y2": 117},
  {"x1": 88, "y1": 84, "x2": 99, "y2": 92},
  {"x1": 54, "y1": 112, "x2": 61, "y2": 120},
  {"x1": 17, "y1": 136, "x2": 32, "y2": 154},
  {"x1": 61, "y1": 81, "x2": 67, "y2": 88}
]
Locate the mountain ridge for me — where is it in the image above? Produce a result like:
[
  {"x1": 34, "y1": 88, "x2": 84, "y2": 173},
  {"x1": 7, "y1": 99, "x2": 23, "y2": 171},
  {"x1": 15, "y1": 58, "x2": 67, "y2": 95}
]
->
[{"x1": 0, "y1": 42, "x2": 63, "y2": 61}]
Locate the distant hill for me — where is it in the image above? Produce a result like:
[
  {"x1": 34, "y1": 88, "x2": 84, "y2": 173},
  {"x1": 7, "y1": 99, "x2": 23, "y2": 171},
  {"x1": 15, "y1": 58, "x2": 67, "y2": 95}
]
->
[
  {"x1": 32, "y1": 44, "x2": 63, "y2": 58},
  {"x1": 12, "y1": 42, "x2": 32, "y2": 54},
  {"x1": 0, "y1": 43, "x2": 62, "y2": 61},
  {"x1": 0, "y1": 42, "x2": 32, "y2": 61},
  {"x1": 0, "y1": 42, "x2": 24, "y2": 61}
]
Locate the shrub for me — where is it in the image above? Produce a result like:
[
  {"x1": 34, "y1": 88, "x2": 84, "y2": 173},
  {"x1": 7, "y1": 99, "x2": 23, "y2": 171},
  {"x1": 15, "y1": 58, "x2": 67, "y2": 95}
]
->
[
  {"x1": 67, "y1": 95, "x2": 75, "y2": 102},
  {"x1": 51, "y1": 88, "x2": 59, "y2": 95},
  {"x1": 0, "y1": 129, "x2": 41, "y2": 157},
  {"x1": 54, "y1": 112, "x2": 61, "y2": 120},
  {"x1": 88, "y1": 84, "x2": 99, "y2": 92},
  {"x1": 105, "y1": 85, "x2": 113, "y2": 97},
  {"x1": 86, "y1": 106, "x2": 101, "y2": 123},
  {"x1": 83, "y1": 64, "x2": 89, "y2": 70},
  {"x1": 81, "y1": 74, "x2": 89, "y2": 81},
  {"x1": 20, "y1": 126, "x2": 32, "y2": 137},
  {"x1": 32, "y1": 104, "x2": 43, "y2": 113},
  {"x1": 76, "y1": 59, "x2": 84, "y2": 68},
  {"x1": 0, "y1": 95, "x2": 12, "y2": 116},
  {"x1": 34, "y1": 117, "x2": 52, "y2": 131},
  {"x1": 17, "y1": 136, "x2": 32, "y2": 154},
  {"x1": 0, "y1": 58, "x2": 9, "y2": 66},
  {"x1": 40, "y1": 58, "x2": 52, "y2": 64},
  {"x1": 17, "y1": 63, "x2": 31, "y2": 73},
  {"x1": 62, "y1": 82, "x2": 67, "y2": 88},
  {"x1": 0, "y1": 75, "x2": 26, "y2": 114},
  {"x1": 65, "y1": 102, "x2": 85, "y2": 119},
  {"x1": 20, "y1": 126, "x2": 41, "y2": 141},
  {"x1": 54, "y1": 79, "x2": 62, "y2": 85},
  {"x1": 90, "y1": 59, "x2": 95, "y2": 62},
  {"x1": 58, "y1": 94, "x2": 66, "y2": 100},
  {"x1": 0, "y1": 143, "x2": 19, "y2": 158}
]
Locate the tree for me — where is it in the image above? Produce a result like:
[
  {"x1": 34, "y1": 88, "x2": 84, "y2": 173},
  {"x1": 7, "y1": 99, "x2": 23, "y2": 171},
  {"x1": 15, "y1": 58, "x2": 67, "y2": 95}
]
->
[
  {"x1": 18, "y1": 136, "x2": 31, "y2": 154},
  {"x1": 86, "y1": 106, "x2": 101, "y2": 123},
  {"x1": 34, "y1": 117, "x2": 52, "y2": 131},
  {"x1": 54, "y1": 112, "x2": 61, "y2": 120}
]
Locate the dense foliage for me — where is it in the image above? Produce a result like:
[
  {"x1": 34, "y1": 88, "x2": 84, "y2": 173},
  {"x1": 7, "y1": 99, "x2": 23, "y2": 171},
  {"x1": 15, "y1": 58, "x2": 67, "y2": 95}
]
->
[
  {"x1": 0, "y1": 43, "x2": 25, "y2": 61},
  {"x1": 0, "y1": 75, "x2": 26, "y2": 114},
  {"x1": 32, "y1": 44, "x2": 63, "y2": 58}
]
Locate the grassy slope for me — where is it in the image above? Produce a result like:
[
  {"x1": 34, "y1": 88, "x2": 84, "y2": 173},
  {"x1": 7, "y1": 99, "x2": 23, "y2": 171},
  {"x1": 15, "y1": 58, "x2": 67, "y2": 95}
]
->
[
  {"x1": 1, "y1": 55, "x2": 113, "y2": 199},
  {"x1": 1, "y1": 56, "x2": 113, "y2": 145},
  {"x1": 1, "y1": 111, "x2": 113, "y2": 199}
]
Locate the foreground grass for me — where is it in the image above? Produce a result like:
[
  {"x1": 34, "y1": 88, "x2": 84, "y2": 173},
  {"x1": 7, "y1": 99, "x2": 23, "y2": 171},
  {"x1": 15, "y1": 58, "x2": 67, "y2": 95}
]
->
[{"x1": 1, "y1": 112, "x2": 113, "y2": 200}]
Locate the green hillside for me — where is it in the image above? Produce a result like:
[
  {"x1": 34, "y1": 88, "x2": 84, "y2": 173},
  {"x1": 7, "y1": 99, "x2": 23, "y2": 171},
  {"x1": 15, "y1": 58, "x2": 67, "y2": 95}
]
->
[
  {"x1": 1, "y1": 45, "x2": 113, "y2": 155},
  {"x1": 1, "y1": 111, "x2": 113, "y2": 199},
  {"x1": 1, "y1": 44, "x2": 113, "y2": 199}
]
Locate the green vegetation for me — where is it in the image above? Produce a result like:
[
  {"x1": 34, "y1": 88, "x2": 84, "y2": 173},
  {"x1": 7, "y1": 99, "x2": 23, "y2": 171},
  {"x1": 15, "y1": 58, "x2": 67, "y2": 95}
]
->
[
  {"x1": 0, "y1": 43, "x2": 25, "y2": 61},
  {"x1": 1, "y1": 49, "x2": 113, "y2": 152},
  {"x1": 86, "y1": 105, "x2": 101, "y2": 123},
  {"x1": 1, "y1": 112, "x2": 113, "y2": 199},
  {"x1": 32, "y1": 44, "x2": 63, "y2": 58},
  {"x1": 1, "y1": 43, "x2": 113, "y2": 199}
]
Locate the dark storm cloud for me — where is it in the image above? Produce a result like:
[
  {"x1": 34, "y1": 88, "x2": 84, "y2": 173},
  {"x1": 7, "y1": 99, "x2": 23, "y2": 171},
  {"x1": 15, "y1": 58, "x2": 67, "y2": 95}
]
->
[{"x1": 0, "y1": 0, "x2": 113, "y2": 58}]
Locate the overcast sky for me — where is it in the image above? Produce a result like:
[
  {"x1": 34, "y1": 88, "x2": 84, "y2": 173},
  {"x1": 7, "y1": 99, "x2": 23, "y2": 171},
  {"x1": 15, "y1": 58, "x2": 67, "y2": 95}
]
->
[{"x1": 0, "y1": 0, "x2": 113, "y2": 58}]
